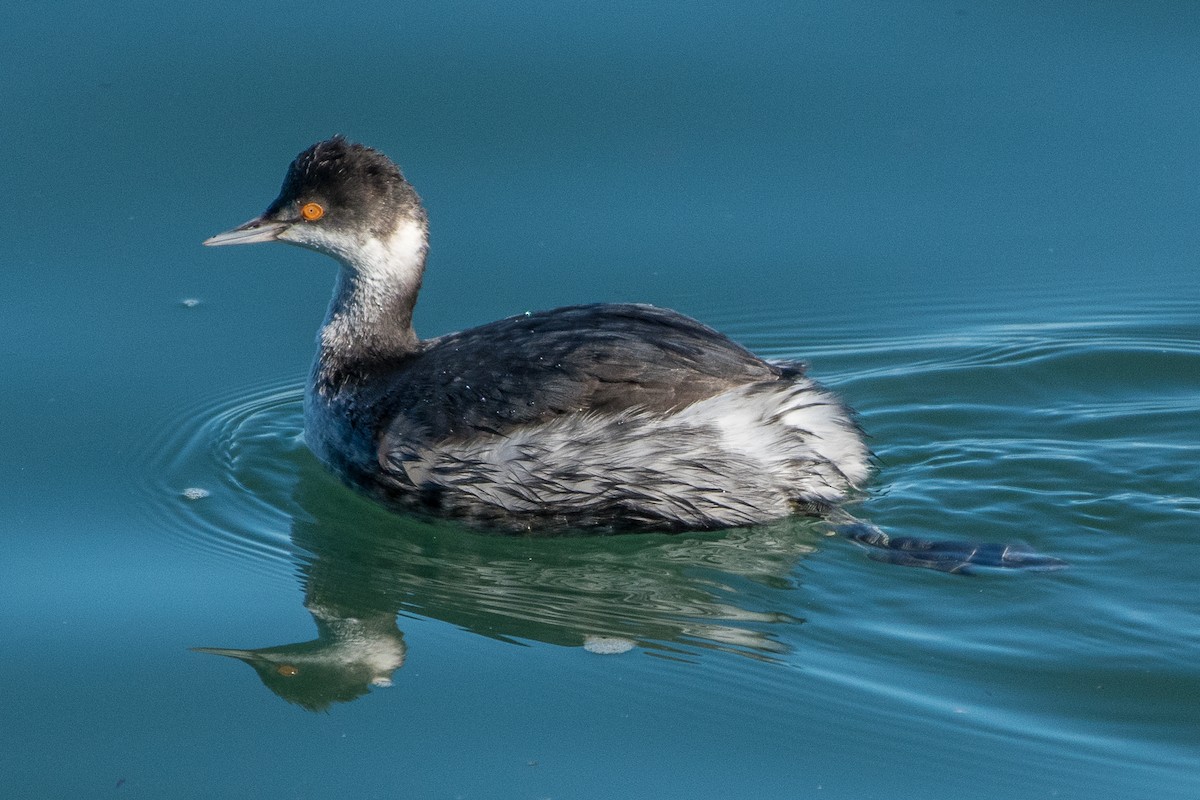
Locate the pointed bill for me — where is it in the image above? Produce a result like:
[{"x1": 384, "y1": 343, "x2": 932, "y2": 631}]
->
[
  {"x1": 190, "y1": 646, "x2": 260, "y2": 662},
  {"x1": 203, "y1": 217, "x2": 288, "y2": 246}
]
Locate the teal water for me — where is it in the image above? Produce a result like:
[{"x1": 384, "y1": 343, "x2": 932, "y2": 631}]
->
[{"x1": 4, "y1": 2, "x2": 1199, "y2": 798}]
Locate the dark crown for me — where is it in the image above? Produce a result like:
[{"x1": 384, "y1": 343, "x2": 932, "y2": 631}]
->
[{"x1": 273, "y1": 137, "x2": 424, "y2": 234}]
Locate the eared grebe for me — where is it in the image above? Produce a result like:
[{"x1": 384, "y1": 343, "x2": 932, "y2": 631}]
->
[{"x1": 205, "y1": 137, "x2": 871, "y2": 532}]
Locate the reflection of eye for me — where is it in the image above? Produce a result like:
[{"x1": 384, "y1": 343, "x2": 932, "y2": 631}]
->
[
  {"x1": 277, "y1": 664, "x2": 299, "y2": 677},
  {"x1": 300, "y1": 202, "x2": 325, "y2": 221}
]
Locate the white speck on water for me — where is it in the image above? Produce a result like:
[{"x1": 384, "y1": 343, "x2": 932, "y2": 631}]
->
[
  {"x1": 182, "y1": 487, "x2": 211, "y2": 500},
  {"x1": 180, "y1": 298, "x2": 202, "y2": 307},
  {"x1": 583, "y1": 636, "x2": 635, "y2": 655}
]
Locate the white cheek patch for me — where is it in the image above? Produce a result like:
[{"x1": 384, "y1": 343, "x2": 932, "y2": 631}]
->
[
  {"x1": 289, "y1": 218, "x2": 427, "y2": 288},
  {"x1": 355, "y1": 219, "x2": 428, "y2": 291}
]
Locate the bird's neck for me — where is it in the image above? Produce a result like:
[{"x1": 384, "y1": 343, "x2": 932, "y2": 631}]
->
[{"x1": 314, "y1": 219, "x2": 428, "y2": 391}]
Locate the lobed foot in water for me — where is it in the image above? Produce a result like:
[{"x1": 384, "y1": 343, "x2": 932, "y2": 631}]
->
[{"x1": 836, "y1": 521, "x2": 1068, "y2": 575}]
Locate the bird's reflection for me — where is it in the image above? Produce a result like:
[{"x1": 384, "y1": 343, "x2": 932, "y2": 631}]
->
[
  {"x1": 194, "y1": 614, "x2": 405, "y2": 711},
  {"x1": 194, "y1": 468, "x2": 822, "y2": 711},
  {"x1": 193, "y1": 444, "x2": 1066, "y2": 710}
]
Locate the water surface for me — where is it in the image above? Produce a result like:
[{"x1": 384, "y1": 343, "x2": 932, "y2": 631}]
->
[{"x1": 3, "y1": 2, "x2": 1198, "y2": 798}]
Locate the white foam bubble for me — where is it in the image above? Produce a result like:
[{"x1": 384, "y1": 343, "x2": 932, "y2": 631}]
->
[{"x1": 583, "y1": 636, "x2": 636, "y2": 655}]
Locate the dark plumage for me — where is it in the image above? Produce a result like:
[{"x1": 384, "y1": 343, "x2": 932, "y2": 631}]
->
[
  {"x1": 377, "y1": 303, "x2": 787, "y2": 440},
  {"x1": 270, "y1": 136, "x2": 426, "y2": 241},
  {"x1": 206, "y1": 138, "x2": 872, "y2": 532}
]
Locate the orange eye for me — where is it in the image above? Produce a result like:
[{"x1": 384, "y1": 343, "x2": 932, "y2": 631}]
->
[
  {"x1": 300, "y1": 202, "x2": 325, "y2": 221},
  {"x1": 277, "y1": 664, "x2": 299, "y2": 677}
]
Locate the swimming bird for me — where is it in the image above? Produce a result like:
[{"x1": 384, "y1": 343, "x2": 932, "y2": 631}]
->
[{"x1": 204, "y1": 137, "x2": 872, "y2": 532}]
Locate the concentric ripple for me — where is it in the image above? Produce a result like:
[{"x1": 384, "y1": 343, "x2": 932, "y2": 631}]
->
[
  {"x1": 136, "y1": 376, "x2": 829, "y2": 662},
  {"x1": 138, "y1": 295, "x2": 1200, "y2": 721},
  {"x1": 136, "y1": 376, "x2": 315, "y2": 580}
]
